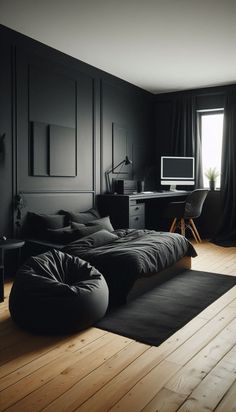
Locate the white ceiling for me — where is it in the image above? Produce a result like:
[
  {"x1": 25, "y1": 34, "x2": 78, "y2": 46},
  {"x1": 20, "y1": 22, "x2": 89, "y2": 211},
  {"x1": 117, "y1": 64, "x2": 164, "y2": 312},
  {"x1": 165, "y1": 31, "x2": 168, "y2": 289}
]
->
[{"x1": 1, "y1": 0, "x2": 236, "y2": 94}]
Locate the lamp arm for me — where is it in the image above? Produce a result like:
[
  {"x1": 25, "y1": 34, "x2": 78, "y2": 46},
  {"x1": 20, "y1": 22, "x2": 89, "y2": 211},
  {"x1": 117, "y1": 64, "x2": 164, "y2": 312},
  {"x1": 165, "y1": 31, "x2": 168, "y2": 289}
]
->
[
  {"x1": 105, "y1": 156, "x2": 132, "y2": 193},
  {"x1": 106, "y1": 159, "x2": 126, "y2": 175}
]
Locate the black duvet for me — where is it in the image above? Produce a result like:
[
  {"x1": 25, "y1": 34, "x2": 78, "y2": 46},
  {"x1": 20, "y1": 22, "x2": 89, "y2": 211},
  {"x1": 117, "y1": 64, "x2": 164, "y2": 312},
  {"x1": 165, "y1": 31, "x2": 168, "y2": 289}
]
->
[{"x1": 62, "y1": 229, "x2": 197, "y2": 306}]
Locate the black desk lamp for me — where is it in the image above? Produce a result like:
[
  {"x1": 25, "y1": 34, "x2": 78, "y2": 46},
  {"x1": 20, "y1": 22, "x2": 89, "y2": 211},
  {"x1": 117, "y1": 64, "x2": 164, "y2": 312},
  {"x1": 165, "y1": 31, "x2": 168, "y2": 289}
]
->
[{"x1": 105, "y1": 156, "x2": 132, "y2": 193}]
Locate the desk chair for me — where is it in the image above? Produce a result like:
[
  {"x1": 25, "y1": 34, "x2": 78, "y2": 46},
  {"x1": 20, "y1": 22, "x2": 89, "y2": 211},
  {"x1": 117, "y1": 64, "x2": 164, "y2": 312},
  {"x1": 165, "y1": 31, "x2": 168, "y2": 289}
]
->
[{"x1": 165, "y1": 189, "x2": 209, "y2": 242}]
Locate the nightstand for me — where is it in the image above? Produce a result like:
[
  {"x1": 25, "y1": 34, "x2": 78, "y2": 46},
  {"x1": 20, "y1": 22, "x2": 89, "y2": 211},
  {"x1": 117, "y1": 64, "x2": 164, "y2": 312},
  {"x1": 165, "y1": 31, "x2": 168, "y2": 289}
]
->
[{"x1": 0, "y1": 239, "x2": 25, "y2": 302}]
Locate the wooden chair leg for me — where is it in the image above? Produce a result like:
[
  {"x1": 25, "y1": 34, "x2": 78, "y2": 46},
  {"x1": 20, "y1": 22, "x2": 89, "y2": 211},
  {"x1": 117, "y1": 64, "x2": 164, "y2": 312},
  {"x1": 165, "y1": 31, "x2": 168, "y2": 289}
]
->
[
  {"x1": 180, "y1": 218, "x2": 186, "y2": 237},
  {"x1": 189, "y1": 224, "x2": 200, "y2": 243},
  {"x1": 169, "y1": 218, "x2": 177, "y2": 232},
  {"x1": 190, "y1": 219, "x2": 202, "y2": 242}
]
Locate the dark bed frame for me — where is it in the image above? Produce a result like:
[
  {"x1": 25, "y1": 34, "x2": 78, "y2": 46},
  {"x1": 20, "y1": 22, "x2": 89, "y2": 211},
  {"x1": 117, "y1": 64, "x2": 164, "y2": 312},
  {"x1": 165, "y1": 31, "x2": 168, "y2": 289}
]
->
[{"x1": 127, "y1": 255, "x2": 191, "y2": 302}]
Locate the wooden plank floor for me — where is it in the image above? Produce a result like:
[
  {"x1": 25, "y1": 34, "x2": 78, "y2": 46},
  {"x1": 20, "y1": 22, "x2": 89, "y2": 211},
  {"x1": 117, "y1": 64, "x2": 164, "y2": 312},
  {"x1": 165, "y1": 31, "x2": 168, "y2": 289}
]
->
[{"x1": 0, "y1": 240, "x2": 236, "y2": 412}]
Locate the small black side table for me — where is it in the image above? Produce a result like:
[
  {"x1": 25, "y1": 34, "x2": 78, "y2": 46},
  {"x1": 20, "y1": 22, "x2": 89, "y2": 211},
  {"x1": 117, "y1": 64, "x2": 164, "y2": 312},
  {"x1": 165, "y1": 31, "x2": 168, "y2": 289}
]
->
[{"x1": 0, "y1": 239, "x2": 25, "y2": 302}]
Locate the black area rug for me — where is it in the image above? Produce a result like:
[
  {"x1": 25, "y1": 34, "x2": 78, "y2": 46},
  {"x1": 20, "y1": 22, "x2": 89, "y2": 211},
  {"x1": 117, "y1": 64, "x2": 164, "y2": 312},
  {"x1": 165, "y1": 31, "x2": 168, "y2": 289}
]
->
[{"x1": 96, "y1": 270, "x2": 236, "y2": 346}]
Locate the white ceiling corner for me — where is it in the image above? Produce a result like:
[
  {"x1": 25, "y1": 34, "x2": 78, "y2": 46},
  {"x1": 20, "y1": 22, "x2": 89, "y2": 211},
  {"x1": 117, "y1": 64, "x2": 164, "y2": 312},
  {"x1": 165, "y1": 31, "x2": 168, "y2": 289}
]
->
[{"x1": 0, "y1": 0, "x2": 236, "y2": 93}]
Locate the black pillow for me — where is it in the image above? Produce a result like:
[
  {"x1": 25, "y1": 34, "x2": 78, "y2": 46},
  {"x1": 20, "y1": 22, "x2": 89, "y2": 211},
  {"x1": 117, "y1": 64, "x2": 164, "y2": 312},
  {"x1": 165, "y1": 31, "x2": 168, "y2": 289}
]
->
[
  {"x1": 59, "y1": 208, "x2": 100, "y2": 224},
  {"x1": 87, "y1": 216, "x2": 114, "y2": 232},
  {"x1": 46, "y1": 227, "x2": 79, "y2": 244},
  {"x1": 27, "y1": 212, "x2": 66, "y2": 238}
]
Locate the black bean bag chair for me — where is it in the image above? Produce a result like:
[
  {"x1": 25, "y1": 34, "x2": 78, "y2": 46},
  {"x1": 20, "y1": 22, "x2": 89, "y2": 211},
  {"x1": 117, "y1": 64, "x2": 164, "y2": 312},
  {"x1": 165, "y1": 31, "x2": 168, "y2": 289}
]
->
[{"x1": 9, "y1": 249, "x2": 109, "y2": 334}]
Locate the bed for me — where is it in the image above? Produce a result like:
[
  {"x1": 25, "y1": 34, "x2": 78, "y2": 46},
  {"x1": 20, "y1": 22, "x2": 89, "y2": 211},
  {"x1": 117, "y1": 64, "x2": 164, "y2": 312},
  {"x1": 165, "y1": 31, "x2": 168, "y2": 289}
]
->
[
  {"x1": 62, "y1": 228, "x2": 196, "y2": 306},
  {"x1": 21, "y1": 207, "x2": 197, "y2": 307}
]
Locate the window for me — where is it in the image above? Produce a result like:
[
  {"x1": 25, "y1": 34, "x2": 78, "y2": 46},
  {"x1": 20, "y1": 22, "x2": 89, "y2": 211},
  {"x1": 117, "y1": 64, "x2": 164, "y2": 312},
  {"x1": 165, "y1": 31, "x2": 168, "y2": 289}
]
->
[{"x1": 199, "y1": 110, "x2": 224, "y2": 189}]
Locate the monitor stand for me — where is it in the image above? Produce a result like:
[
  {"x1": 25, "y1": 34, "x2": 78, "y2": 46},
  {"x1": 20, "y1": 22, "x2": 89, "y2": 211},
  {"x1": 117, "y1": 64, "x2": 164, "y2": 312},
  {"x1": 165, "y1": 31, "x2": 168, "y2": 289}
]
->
[{"x1": 169, "y1": 185, "x2": 177, "y2": 191}]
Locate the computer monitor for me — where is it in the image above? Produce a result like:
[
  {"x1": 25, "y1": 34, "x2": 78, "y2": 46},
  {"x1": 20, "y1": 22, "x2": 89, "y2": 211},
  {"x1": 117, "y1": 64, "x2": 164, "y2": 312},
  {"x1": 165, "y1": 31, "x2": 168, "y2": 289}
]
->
[{"x1": 161, "y1": 156, "x2": 195, "y2": 191}]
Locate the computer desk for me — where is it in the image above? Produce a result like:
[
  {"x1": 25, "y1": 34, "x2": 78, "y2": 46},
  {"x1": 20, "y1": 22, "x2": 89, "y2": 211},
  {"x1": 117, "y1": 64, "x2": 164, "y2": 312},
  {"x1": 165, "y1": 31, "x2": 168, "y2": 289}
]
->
[{"x1": 97, "y1": 191, "x2": 190, "y2": 230}]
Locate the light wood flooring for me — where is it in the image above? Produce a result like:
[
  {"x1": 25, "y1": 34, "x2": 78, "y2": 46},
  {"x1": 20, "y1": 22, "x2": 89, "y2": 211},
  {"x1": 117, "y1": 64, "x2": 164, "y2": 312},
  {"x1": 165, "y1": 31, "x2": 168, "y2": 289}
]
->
[{"x1": 0, "y1": 240, "x2": 236, "y2": 412}]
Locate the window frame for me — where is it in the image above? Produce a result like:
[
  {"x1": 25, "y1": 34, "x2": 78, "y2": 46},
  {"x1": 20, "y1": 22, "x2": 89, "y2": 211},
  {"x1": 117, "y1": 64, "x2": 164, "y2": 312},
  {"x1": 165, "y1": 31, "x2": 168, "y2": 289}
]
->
[{"x1": 197, "y1": 108, "x2": 224, "y2": 190}]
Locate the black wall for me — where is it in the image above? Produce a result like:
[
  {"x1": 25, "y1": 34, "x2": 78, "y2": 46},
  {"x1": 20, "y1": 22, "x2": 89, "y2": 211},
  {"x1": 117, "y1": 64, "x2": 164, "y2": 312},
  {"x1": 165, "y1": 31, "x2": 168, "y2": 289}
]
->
[
  {"x1": 0, "y1": 32, "x2": 13, "y2": 237},
  {"x1": 0, "y1": 25, "x2": 154, "y2": 237},
  {"x1": 1, "y1": 24, "x2": 235, "y2": 239}
]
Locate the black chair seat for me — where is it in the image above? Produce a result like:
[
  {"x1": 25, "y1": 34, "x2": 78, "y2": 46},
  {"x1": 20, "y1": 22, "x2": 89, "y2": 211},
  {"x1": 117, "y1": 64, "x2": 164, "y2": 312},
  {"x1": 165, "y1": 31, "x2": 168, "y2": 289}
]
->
[
  {"x1": 165, "y1": 201, "x2": 185, "y2": 218},
  {"x1": 165, "y1": 189, "x2": 209, "y2": 242}
]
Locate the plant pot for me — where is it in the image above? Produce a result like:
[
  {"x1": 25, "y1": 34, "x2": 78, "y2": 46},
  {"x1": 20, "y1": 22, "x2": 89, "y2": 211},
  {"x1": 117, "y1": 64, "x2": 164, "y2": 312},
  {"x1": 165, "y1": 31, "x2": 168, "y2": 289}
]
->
[{"x1": 209, "y1": 180, "x2": 215, "y2": 191}]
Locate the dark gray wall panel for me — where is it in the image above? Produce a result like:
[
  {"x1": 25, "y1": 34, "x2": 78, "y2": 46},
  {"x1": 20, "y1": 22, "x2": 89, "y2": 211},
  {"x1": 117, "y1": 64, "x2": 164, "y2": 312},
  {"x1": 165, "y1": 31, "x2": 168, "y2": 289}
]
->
[
  {"x1": 0, "y1": 35, "x2": 13, "y2": 237},
  {"x1": 112, "y1": 123, "x2": 130, "y2": 173},
  {"x1": 49, "y1": 125, "x2": 76, "y2": 176},
  {"x1": 16, "y1": 47, "x2": 94, "y2": 192},
  {"x1": 18, "y1": 191, "x2": 94, "y2": 231},
  {"x1": 29, "y1": 65, "x2": 76, "y2": 127},
  {"x1": 101, "y1": 80, "x2": 154, "y2": 192},
  {"x1": 76, "y1": 75, "x2": 94, "y2": 190},
  {"x1": 20, "y1": 191, "x2": 94, "y2": 214},
  {"x1": 30, "y1": 121, "x2": 49, "y2": 176}
]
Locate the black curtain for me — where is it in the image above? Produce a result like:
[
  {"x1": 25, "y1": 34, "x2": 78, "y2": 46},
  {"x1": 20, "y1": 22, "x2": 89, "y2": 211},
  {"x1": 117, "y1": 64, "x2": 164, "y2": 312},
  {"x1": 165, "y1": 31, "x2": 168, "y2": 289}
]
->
[
  {"x1": 213, "y1": 89, "x2": 236, "y2": 245},
  {"x1": 171, "y1": 95, "x2": 203, "y2": 188}
]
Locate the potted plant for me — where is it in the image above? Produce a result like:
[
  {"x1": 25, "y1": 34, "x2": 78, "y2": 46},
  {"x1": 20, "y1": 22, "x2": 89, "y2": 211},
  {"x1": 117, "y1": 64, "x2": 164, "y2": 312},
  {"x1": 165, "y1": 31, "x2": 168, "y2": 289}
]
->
[{"x1": 204, "y1": 167, "x2": 220, "y2": 190}]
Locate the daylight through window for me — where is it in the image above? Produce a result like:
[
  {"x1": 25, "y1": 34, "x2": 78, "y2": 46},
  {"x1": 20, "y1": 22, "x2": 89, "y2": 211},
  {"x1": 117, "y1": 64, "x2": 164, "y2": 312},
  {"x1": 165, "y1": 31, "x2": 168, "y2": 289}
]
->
[{"x1": 200, "y1": 110, "x2": 224, "y2": 189}]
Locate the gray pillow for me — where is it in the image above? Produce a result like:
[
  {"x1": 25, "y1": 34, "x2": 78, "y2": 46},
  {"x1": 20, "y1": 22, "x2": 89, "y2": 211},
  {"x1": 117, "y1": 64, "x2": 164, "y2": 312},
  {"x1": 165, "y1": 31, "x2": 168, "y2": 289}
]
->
[
  {"x1": 80, "y1": 229, "x2": 118, "y2": 247},
  {"x1": 71, "y1": 224, "x2": 103, "y2": 238},
  {"x1": 60, "y1": 208, "x2": 100, "y2": 224},
  {"x1": 71, "y1": 222, "x2": 86, "y2": 230},
  {"x1": 71, "y1": 217, "x2": 114, "y2": 238},
  {"x1": 86, "y1": 216, "x2": 114, "y2": 232}
]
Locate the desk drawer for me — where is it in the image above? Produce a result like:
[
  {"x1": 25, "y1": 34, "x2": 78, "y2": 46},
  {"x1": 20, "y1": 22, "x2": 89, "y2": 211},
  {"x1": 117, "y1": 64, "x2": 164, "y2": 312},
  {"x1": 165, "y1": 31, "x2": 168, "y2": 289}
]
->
[
  {"x1": 129, "y1": 214, "x2": 145, "y2": 229},
  {"x1": 129, "y1": 203, "x2": 145, "y2": 216}
]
